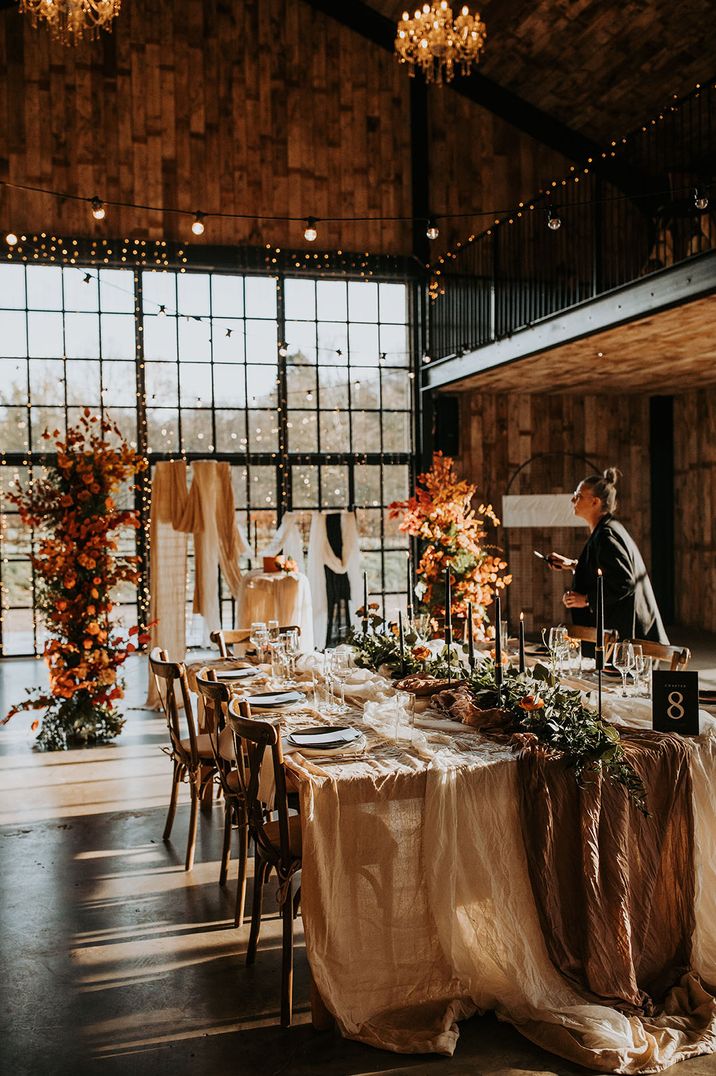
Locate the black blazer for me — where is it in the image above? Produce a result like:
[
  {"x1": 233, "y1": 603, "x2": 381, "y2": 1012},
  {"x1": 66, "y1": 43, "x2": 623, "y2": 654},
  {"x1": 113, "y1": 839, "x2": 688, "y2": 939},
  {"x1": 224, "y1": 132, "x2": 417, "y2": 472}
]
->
[{"x1": 571, "y1": 515, "x2": 669, "y2": 644}]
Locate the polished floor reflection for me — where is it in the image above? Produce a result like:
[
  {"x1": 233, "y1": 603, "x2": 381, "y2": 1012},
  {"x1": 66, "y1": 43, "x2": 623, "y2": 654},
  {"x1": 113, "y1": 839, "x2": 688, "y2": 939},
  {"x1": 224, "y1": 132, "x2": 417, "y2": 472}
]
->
[{"x1": 2, "y1": 648, "x2": 716, "y2": 1076}]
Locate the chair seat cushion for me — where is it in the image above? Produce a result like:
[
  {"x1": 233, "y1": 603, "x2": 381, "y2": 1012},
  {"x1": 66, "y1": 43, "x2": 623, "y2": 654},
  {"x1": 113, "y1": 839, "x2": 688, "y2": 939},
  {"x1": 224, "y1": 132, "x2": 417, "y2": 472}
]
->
[
  {"x1": 263, "y1": 814, "x2": 302, "y2": 857},
  {"x1": 180, "y1": 733, "x2": 215, "y2": 759}
]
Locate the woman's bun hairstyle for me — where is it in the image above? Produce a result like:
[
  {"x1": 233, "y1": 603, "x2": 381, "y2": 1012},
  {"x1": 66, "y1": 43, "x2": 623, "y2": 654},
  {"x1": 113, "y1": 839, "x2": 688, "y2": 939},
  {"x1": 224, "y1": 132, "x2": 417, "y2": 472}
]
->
[{"x1": 583, "y1": 466, "x2": 621, "y2": 513}]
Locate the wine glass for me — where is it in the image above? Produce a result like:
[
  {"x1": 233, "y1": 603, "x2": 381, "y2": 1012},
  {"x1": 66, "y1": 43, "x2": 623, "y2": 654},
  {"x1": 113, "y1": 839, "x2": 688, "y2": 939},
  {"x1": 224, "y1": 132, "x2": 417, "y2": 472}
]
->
[
  {"x1": 328, "y1": 648, "x2": 351, "y2": 715},
  {"x1": 281, "y1": 628, "x2": 300, "y2": 682},
  {"x1": 249, "y1": 621, "x2": 268, "y2": 663},
  {"x1": 267, "y1": 619, "x2": 280, "y2": 642},
  {"x1": 632, "y1": 648, "x2": 651, "y2": 697},
  {"x1": 613, "y1": 642, "x2": 635, "y2": 697},
  {"x1": 542, "y1": 625, "x2": 568, "y2": 680}
]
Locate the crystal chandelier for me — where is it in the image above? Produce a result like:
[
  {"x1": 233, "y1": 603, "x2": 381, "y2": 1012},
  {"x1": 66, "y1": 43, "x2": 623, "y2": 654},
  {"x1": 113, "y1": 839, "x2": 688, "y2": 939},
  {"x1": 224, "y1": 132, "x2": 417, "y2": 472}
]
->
[
  {"x1": 19, "y1": 0, "x2": 122, "y2": 46},
  {"x1": 395, "y1": 2, "x2": 486, "y2": 86}
]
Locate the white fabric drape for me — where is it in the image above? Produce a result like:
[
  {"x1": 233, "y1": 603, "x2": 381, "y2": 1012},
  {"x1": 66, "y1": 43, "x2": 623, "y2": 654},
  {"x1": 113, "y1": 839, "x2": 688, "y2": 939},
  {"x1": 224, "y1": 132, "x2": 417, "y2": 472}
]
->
[
  {"x1": 306, "y1": 511, "x2": 362, "y2": 649},
  {"x1": 261, "y1": 510, "x2": 305, "y2": 571},
  {"x1": 146, "y1": 459, "x2": 248, "y2": 703},
  {"x1": 145, "y1": 461, "x2": 189, "y2": 707}
]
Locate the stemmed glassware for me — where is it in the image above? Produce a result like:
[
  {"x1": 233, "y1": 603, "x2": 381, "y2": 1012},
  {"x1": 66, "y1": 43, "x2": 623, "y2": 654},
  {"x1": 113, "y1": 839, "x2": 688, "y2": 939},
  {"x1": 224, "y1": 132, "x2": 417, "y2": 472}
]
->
[
  {"x1": 250, "y1": 621, "x2": 269, "y2": 664},
  {"x1": 632, "y1": 646, "x2": 651, "y2": 697},
  {"x1": 542, "y1": 625, "x2": 569, "y2": 680},
  {"x1": 328, "y1": 647, "x2": 352, "y2": 715},
  {"x1": 282, "y1": 628, "x2": 300, "y2": 683},
  {"x1": 613, "y1": 642, "x2": 636, "y2": 697}
]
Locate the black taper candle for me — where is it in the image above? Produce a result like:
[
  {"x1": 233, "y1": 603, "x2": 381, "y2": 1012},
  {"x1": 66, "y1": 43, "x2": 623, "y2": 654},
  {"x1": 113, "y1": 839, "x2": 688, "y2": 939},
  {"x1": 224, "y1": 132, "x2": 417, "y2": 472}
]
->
[
  {"x1": 595, "y1": 568, "x2": 605, "y2": 672},
  {"x1": 467, "y1": 601, "x2": 475, "y2": 670},
  {"x1": 494, "y1": 592, "x2": 503, "y2": 690},
  {"x1": 398, "y1": 610, "x2": 405, "y2": 676},
  {"x1": 518, "y1": 611, "x2": 526, "y2": 673},
  {"x1": 362, "y1": 571, "x2": 369, "y2": 636},
  {"x1": 445, "y1": 567, "x2": 452, "y2": 685}
]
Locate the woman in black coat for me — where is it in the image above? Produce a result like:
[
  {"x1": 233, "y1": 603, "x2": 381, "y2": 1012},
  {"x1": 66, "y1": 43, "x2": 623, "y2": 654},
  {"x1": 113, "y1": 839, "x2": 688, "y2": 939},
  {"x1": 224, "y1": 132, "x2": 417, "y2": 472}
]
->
[{"x1": 548, "y1": 467, "x2": 669, "y2": 644}]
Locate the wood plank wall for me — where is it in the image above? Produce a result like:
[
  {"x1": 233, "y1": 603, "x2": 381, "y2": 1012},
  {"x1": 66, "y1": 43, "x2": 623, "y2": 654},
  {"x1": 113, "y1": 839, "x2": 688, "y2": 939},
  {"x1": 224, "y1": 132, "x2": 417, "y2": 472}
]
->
[
  {"x1": 457, "y1": 390, "x2": 652, "y2": 634},
  {"x1": 0, "y1": 0, "x2": 570, "y2": 254},
  {"x1": 674, "y1": 389, "x2": 716, "y2": 632}
]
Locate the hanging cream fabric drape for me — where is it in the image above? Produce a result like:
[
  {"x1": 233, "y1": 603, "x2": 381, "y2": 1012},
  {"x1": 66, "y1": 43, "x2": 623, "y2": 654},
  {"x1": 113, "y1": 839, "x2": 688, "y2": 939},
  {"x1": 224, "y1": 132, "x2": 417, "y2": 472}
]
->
[
  {"x1": 145, "y1": 460, "x2": 190, "y2": 707},
  {"x1": 146, "y1": 460, "x2": 248, "y2": 705},
  {"x1": 306, "y1": 511, "x2": 362, "y2": 649},
  {"x1": 184, "y1": 461, "x2": 248, "y2": 635}
]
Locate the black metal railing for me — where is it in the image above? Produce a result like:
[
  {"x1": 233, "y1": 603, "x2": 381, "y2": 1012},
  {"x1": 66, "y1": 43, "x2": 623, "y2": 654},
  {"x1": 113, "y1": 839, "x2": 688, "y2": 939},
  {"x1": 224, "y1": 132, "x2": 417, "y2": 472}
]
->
[{"x1": 428, "y1": 80, "x2": 716, "y2": 360}]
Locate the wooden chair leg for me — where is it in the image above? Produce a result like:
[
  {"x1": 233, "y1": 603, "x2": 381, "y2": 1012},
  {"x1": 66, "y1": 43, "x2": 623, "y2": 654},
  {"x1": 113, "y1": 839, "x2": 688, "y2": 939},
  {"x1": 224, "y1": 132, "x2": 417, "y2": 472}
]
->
[
  {"x1": 163, "y1": 761, "x2": 180, "y2": 841},
  {"x1": 219, "y1": 799, "x2": 232, "y2": 887},
  {"x1": 185, "y1": 778, "x2": 199, "y2": 871},
  {"x1": 246, "y1": 855, "x2": 268, "y2": 965},
  {"x1": 280, "y1": 878, "x2": 294, "y2": 1027},
  {"x1": 234, "y1": 807, "x2": 249, "y2": 928}
]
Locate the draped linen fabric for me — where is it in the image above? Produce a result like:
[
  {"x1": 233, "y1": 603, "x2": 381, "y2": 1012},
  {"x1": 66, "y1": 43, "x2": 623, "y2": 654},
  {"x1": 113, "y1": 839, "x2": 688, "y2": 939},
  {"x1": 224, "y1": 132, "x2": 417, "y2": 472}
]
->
[
  {"x1": 290, "y1": 700, "x2": 716, "y2": 1071},
  {"x1": 235, "y1": 570, "x2": 314, "y2": 651},
  {"x1": 145, "y1": 460, "x2": 189, "y2": 708},
  {"x1": 306, "y1": 511, "x2": 362, "y2": 648},
  {"x1": 146, "y1": 459, "x2": 247, "y2": 704},
  {"x1": 261, "y1": 510, "x2": 305, "y2": 571}
]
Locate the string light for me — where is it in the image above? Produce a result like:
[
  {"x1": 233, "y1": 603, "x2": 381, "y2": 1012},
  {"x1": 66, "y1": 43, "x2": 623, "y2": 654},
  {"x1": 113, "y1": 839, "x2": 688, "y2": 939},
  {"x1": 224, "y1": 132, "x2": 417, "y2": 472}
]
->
[
  {"x1": 546, "y1": 205, "x2": 561, "y2": 231},
  {"x1": 90, "y1": 196, "x2": 106, "y2": 220},
  {"x1": 304, "y1": 217, "x2": 318, "y2": 242},
  {"x1": 426, "y1": 217, "x2": 439, "y2": 240},
  {"x1": 191, "y1": 212, "x2": 205, "y2": 236},
  {"x1": 5, "y1": 231, "x2": 18, "y2": 246},
  {"x1": 694, "y1": 187, "x2": 709, "y2": 210}
]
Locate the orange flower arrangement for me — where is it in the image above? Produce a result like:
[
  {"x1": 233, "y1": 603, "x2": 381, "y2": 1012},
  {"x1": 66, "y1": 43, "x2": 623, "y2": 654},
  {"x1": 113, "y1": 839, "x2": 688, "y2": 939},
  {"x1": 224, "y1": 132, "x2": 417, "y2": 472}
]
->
[
  {"x1": 3, "y1": 411, "x2": 149, "y2": 750},
  {"x1": 389, "y1": 452, "x2": 511, "y2": 641}
]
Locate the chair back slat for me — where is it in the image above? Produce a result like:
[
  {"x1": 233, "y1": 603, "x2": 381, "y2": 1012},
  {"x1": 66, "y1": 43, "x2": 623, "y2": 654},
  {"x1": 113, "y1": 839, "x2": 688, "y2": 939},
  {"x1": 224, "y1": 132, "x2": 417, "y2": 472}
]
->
[
  {"x1": 566, "y1": 625, "x2": 619, "y2": 660},
  {"x1": 149, "y1": 647, "x2": 199, "y2": 765},
  {"x1": 211, "y1": 625, "x2": 302, "y2": 658},
  {"x1": 627, "y1": 639, "x2": 691, "y2": 671},
  {"x1": 228, "y1": 698, "x2": 293, "y2": 868}
]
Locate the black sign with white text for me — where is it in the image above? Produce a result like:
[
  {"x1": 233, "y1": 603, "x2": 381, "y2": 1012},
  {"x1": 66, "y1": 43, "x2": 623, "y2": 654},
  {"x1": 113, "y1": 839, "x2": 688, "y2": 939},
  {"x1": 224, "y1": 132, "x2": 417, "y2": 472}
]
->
[{"x1": 652, "y1": 670, "x2": 700, "y2": 736}]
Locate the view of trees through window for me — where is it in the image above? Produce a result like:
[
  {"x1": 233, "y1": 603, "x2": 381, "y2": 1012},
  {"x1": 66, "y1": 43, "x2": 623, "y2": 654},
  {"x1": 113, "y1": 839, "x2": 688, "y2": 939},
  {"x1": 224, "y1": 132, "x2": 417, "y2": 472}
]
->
[{"x1": 0, "y1": 263, "x2": 415, "y2": 655}]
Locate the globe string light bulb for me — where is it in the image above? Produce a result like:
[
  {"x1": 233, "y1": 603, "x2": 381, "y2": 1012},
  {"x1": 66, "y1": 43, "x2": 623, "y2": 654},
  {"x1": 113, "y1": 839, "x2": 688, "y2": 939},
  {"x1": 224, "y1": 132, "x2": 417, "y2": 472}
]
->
[
  {"x1": 304, "y1": 217, "x2": 318, "y2": 242},
  {"x1": 694, "y1": 187, "x2": 709, "y2": 210},
  {"x1": 546, "y1": 205, "x2": 562, "y2": 230},
  {"x1": 426, "y1": 217, "x2": 439, "y2": 240},
  {"x1": 5, "y1": 231, "x2": 18, "y2": 246},
  {"x1": 90, "y1": 196, "x2": 106, "y2": 220},
  {"x1": 191, "y1": 212, "x2": 205, "y2": 236}
]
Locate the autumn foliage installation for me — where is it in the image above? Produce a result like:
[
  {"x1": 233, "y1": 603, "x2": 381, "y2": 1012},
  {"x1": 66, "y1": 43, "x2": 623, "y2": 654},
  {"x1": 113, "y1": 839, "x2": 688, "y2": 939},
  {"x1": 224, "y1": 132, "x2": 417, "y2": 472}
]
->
[
  {"x1": 389, "y1": 452, "x2": 511, "y2": 638},
  {"x1": 4, "y1": 412, "x2": 148, "y2": 750}
]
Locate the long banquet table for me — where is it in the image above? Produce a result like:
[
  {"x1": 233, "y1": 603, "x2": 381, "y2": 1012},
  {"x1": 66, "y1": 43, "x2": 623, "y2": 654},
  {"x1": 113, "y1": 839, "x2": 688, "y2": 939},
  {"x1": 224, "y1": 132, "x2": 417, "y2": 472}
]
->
[{"x1": 274, "y1": 677, "x2": 716, "y2": 1073}]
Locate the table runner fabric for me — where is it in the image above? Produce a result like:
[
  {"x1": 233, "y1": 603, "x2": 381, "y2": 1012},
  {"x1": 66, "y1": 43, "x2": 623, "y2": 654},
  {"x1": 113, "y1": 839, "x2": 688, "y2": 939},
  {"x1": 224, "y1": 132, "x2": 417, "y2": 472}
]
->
[{"x1": 290, "y1": 708, "x2": 716, "y2": 1071}]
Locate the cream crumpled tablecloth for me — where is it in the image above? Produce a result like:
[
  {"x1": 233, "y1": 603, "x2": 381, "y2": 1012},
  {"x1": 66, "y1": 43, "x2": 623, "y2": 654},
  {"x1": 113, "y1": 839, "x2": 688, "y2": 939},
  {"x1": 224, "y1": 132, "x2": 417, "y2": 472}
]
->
[{"x1": 286, "y1": 683, "x2": 716, "y2": 1072}]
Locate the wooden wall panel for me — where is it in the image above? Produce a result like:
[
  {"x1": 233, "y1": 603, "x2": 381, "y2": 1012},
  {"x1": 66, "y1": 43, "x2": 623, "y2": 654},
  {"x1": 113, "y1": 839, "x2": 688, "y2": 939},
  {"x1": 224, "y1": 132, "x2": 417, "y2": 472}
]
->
[
  {"x1": 674, "y1": 389, "x2": 716, "y2": 632},
  {"x1": 0, "y1": 0, "x2": 571, "y2": 256},
  {"x1": 457, "y1": 390, "x2": 651, "y2": 634}
]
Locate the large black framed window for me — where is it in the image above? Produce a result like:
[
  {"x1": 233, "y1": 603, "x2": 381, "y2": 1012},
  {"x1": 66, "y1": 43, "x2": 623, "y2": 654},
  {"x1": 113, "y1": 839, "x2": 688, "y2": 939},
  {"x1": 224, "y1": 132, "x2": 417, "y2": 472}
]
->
[{"x1": 0, "y1": 260, "x2": 416, "y2": 656}]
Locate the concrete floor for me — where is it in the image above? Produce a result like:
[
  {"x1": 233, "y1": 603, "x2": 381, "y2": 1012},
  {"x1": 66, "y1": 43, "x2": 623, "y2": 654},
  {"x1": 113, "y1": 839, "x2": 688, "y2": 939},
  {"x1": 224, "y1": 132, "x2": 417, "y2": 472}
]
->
[{"x1": 2, "y1": 637, "x2": 716, "y2": 1076}]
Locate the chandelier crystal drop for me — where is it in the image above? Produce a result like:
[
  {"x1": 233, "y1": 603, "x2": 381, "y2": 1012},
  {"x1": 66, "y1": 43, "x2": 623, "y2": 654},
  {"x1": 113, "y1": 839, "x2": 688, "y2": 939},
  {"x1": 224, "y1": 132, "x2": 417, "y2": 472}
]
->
[
  {"x1": 19, "y1": 0, "x2": 122, "y2": 46},
  {"x1": 395, "y1": 2, "x2": 486, "y2": 86}
]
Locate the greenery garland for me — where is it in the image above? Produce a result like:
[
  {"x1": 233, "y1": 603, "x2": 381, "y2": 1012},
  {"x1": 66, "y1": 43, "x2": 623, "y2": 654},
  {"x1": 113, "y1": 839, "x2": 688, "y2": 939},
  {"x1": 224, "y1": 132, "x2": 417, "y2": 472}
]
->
[{"x1": 466, "y1": 661, "x2": 647, "y2": 812}]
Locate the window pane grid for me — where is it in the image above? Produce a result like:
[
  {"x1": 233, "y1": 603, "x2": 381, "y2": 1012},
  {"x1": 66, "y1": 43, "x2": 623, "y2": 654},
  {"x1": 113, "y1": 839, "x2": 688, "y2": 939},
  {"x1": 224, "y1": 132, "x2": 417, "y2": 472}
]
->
[{"x1": 1, "y1": 265, "x2": 415, "y2": 655}]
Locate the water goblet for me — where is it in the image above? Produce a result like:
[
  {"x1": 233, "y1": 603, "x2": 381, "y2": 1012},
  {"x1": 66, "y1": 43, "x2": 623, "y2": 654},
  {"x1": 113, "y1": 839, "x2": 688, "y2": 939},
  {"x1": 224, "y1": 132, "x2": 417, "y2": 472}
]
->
[
  {"x1": 267, "y1": 619, "x2": 280, "y2": 642},
  {"x1": 613, "y1": 642, "x2": 635, "y2": 698}
]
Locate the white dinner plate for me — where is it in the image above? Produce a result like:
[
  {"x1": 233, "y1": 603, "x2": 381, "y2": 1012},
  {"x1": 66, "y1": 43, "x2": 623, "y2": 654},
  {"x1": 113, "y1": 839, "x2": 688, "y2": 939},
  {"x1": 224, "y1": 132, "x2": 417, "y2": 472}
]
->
[
  {"x1": 287, "y1": 726, "x2": 361, "y2": 750},
  {"x1": 247, "y1": 690, "x2": 305, "y2": 707},
  {"x1": 215, "y1": 667, "x2": 257, "y2": 680}
]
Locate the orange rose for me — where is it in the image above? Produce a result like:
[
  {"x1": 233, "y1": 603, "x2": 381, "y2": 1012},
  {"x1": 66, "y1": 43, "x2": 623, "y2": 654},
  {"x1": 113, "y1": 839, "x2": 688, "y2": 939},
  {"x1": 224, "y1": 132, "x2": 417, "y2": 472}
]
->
[
  {"x1": 518, "y1": 695, "x2": 544, "y2": 712},
  {"x1": 412, "y1": 645, "x2": 431, "y2": 662}
]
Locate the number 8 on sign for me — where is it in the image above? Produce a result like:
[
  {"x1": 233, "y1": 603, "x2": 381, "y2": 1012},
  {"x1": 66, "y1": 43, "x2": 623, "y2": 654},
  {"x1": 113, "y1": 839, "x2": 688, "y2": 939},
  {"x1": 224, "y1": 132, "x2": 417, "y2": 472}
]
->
[{"x1": 667, "y1": 691, "x2": 685, "y2": 721}]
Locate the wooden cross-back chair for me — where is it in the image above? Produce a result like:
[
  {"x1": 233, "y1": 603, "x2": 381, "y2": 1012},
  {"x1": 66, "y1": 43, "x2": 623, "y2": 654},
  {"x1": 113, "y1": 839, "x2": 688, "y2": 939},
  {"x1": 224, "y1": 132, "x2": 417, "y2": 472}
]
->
[
  {"x1": 194, "y1": 669, "x2": 249, "y2": 927},
  {"x1": 627, "y1": 639, "x2": 691, "y2": 672},
  {"x1": 566, "y1": 625, "x2": 619, "y2": 661},
  {"x1": 227, "y1": 697, "x2": 302, "y2": 1027},
  {"x1": 148, "y1": 647, "x2": 218, "y2": 871},
  {"x1": 210, "y1": 625, "x2": 301, "y2": 659}
]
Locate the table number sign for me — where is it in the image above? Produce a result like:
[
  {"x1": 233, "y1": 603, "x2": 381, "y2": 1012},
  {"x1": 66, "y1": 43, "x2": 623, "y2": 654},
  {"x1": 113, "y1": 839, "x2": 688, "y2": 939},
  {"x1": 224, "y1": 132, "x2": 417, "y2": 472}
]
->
[{"x1": 652, "y1": 670, "x2": 700, "y2": 736}]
